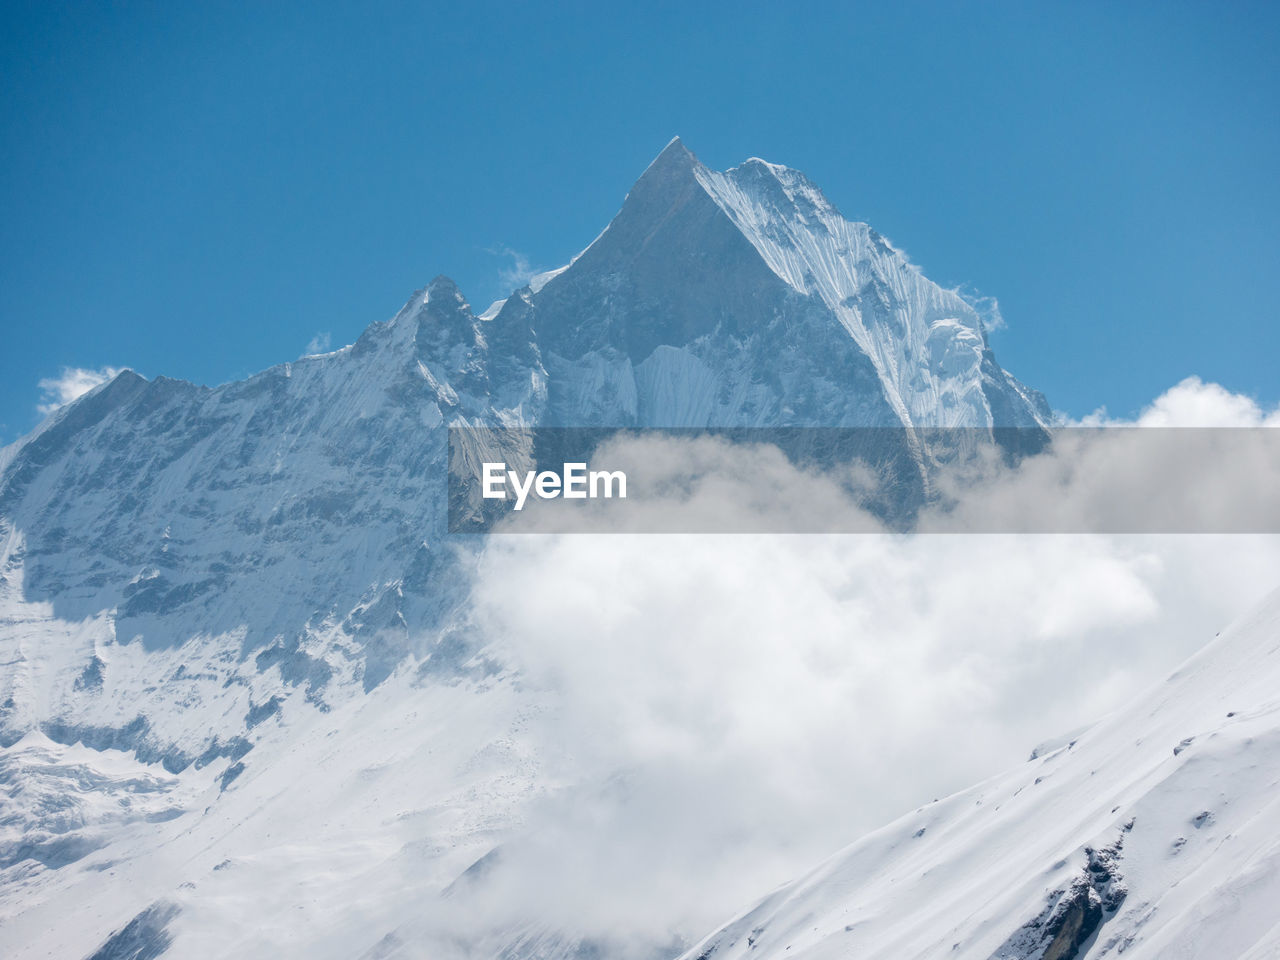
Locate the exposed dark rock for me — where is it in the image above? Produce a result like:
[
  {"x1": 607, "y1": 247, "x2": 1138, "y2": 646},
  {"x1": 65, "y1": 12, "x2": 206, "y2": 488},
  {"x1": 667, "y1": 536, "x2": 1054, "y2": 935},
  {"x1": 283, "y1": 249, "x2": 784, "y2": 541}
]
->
[
  {"x1": 989, "y1": 833, "x2": 1128, "y2": 960},
  {"x1": 86, "y1": 900, "x2": 180, "y2": 960}
]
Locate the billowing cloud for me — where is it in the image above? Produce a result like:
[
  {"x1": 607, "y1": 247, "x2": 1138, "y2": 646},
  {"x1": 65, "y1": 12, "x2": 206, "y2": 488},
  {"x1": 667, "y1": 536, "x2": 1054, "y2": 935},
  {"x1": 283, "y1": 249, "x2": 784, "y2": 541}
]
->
[
  {"x1": 36, "y1": 366, "x2": 122, "y2": 416},
  {"x1": 437, "y1": 379, "x2": 1280, "y2": 954},
  {"x1": 1080, "y1": 375, "x2": 1280, "y2": 427}
]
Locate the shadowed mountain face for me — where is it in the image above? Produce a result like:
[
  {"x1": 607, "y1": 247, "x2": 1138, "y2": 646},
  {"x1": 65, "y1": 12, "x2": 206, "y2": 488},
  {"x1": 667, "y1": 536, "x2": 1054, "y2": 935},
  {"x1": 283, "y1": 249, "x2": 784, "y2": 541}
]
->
[{"x1": 0, "y1": 140, "x2": 1050, "y2": 959}]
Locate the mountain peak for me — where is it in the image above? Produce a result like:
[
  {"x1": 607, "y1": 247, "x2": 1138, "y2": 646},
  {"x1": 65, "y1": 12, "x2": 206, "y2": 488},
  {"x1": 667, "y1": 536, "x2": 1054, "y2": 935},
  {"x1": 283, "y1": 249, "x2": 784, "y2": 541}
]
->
[
  {"x1": 717, "y1": 154, "x2": 841, "y2": 221},
  {"x1": 427, "y1": 275, "x2": 463, "y2": 300},
  {"x1": 527, "y1": 141, "x2": 1049, "y2": 431},
  {"x1": 658, "y1": 134, "x2": 691, "y2": 157},
  {"x1": 636, "y1": 135, "x2": 700, "y2": 184}
]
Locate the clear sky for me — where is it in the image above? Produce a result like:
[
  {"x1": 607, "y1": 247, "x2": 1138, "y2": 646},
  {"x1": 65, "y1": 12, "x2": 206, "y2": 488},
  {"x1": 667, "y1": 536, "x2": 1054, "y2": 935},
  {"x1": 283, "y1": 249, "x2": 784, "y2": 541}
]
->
[{"x1": 2, "y1": 1, "x2": 1277, "y2": 442}]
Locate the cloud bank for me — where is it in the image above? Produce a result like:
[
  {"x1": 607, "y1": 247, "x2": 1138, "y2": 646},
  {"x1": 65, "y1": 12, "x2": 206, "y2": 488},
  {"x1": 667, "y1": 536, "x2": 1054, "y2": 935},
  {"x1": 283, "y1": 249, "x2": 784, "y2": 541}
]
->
[{"x1": 441, "y1": 379, "x2": 1280, "y2": 954}]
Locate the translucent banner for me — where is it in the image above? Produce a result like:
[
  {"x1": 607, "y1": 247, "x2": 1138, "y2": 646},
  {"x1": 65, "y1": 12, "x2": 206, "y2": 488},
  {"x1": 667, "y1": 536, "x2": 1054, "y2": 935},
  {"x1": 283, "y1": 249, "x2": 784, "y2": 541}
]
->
[{"x1": 447, "y1": 427, "x2": 1280, "y2": 534}]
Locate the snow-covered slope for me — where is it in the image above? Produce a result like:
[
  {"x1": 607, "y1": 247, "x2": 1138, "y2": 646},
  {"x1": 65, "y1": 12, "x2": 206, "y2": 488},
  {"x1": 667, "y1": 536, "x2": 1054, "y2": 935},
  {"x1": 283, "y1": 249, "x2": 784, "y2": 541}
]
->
[{"x1": 680, "y1": 586, "x2": 1280, "y2": 960}]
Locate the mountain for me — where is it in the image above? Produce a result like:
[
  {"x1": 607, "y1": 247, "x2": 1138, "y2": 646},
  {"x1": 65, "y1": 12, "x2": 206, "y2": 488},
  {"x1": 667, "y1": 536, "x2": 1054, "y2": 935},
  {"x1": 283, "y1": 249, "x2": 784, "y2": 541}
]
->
[
  {"x1": 0, "y1": 137, "x2": 1048, "y2": 752},
  {"x1": 0, "y1": 139, "x2": 1050, "y2": 959},
  {"x1": 679, "y1": 587, "x2": 1280, "y2": 960},
  {"x1": 491, "y1": 138, "x2": 1049, "y2": 432}
]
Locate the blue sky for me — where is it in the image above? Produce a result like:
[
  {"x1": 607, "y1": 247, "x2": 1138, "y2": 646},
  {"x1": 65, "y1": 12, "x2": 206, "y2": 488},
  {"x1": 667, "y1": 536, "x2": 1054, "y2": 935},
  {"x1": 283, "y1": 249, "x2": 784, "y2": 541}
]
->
[{"x1": 2, "y1": 1, "x2": 1277, "y2": 441}]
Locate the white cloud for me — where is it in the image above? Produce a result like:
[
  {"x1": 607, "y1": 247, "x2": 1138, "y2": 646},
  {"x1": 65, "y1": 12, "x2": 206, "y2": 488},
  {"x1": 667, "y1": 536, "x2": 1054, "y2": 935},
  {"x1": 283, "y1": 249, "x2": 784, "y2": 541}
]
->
[
  {"x1": 1135, "y1": 375, "x2": 1280, "y2": 427},
  {"x1": 956, "y1": 285, "x2": 1006, "y2": 331},
  {"x1": 493, "y1": 245, "x2": 538, "y2": 292},
  {"x1": 36, "y1": 366, "x2": 122, "y2": 416},
  {"x1": 1079, "y1": 375, "x2": 1280, "y2": 427},
  {"x1": 458, "y1": 531, "x2": 1280, "y2": 951},
  {"x1": 441, "y1": 381, "x2": 1280, "y2": 951},
  {"x1": 303, "y1": 332, "x2": 332, "y2": 357}
]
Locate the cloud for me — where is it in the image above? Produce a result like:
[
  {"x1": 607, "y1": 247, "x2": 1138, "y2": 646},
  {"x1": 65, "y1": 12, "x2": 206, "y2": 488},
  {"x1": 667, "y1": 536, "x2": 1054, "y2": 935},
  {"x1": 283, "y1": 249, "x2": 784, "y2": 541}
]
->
[
  {"x1": 435, "y1": 379, "x2": 1280, "y2": 954},
  {"x1": 303, "y1": 332, "x2": 332, "y2": 357},
  {"x1": 1079, "y1": 375, "x2": 1280, "y2": 427},
  {"x1": 492, "y1": 245, "x2": 539, "y2": 292},
  {"x1": 955, "y1": 285, "x2": 1006, "y2": 331},
  {"x1": 460, "y1": 529, "x2": 1280, "y2": 953},
  {"x1": 36, "y1": 366, "x2": 122, "y2": 416},
  {"x1": 1134, "y1": 375, "x2": 1280, "y2": 427}
]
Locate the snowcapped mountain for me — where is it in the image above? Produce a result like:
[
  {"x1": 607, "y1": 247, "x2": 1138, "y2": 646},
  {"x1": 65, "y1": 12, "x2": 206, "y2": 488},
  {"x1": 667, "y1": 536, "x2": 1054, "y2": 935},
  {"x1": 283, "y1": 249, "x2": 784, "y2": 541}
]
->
[
  {"x1": 679, "y1": 587, "x2": 1280, "y2": 960},
  {"x1": 0, "y1": 139, "x2": 1057, "y2": 958},
  {"x1": 0, "y1": 136, "x2": 1048, "y2": 755},
  {"x1": 491, "y1": 138, "x2": 1049, "y2": 433}
]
